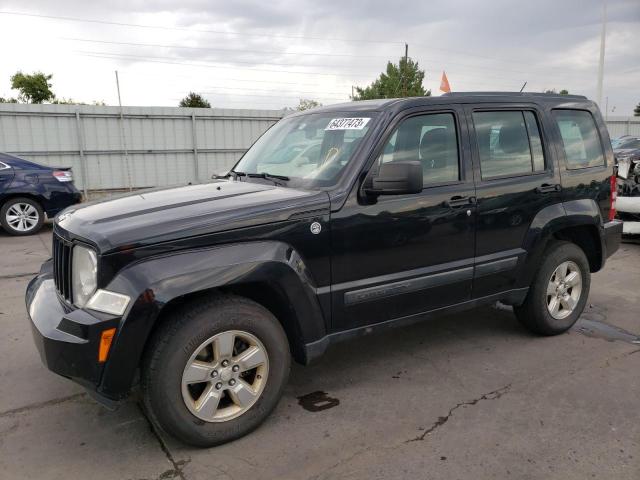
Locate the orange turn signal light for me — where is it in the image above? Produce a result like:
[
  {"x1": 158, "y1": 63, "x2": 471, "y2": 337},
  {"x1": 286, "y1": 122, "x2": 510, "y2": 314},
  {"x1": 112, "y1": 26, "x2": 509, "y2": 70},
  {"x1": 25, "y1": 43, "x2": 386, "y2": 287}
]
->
[{"x1": 98, "y1": 328, "x2": 117, "y2": 363}]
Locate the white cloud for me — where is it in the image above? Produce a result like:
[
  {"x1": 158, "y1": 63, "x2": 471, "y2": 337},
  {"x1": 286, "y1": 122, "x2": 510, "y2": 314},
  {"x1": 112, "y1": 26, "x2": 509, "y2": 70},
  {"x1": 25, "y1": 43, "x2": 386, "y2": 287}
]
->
[{"x1": 0, "y1": 0, "x2": 637, "y2": 113}]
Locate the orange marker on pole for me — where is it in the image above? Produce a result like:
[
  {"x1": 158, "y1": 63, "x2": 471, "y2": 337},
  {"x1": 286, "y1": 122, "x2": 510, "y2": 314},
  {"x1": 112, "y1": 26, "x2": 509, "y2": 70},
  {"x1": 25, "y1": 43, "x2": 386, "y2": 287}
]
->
[{"x1": 440, "y1": 71, "x2": 451, "y2": 93}]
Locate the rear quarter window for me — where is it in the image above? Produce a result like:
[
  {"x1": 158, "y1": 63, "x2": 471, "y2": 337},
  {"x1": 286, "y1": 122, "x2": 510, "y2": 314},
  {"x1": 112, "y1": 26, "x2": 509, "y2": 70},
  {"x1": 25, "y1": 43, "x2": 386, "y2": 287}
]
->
[{"x1": 552, "y1": 110, "x2": 605, "y2": 169}]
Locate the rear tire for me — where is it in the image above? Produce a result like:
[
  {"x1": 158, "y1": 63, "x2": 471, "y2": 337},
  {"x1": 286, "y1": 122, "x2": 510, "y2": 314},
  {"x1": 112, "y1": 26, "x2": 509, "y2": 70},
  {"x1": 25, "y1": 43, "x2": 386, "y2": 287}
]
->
[
  {"x1": 514, "y1": 241, "x2": 590, "y2": 335},
  {"x1": 1, "y1": 197, "x2": 44, "y2": 236},
  {"x1": 141, "y1": 294, "x2": 290, "y2": 447}
]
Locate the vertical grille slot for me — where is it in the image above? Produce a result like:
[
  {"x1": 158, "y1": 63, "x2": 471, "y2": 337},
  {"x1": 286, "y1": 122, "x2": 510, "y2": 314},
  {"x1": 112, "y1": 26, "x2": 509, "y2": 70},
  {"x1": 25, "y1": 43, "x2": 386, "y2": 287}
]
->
[{"x1": 52, "y1": 234, "x2": 73, "y2": 302}]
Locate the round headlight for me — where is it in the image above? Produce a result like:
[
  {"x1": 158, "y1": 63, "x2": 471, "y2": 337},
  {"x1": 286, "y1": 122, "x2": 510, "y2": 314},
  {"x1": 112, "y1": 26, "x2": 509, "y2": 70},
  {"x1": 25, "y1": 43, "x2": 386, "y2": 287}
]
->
[{"x1": 72, "y1": 245, "x2": 98, "y2": 307}]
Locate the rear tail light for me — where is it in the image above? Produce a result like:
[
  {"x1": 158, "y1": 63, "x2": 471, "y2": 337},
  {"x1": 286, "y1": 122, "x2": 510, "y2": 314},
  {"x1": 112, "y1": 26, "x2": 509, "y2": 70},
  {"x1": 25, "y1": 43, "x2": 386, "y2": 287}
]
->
[
  {"x1": 609, "y1": 174, "x2": 617, "y2": 221},
  {"x1": 53, "y1": 170, "x2": 73, "y2": 182}
]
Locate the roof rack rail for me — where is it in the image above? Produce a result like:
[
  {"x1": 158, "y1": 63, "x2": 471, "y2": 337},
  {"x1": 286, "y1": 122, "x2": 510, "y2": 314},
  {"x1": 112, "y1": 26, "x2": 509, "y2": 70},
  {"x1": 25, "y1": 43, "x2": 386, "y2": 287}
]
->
[{"x1": 442, "y1": 91, "x2": 588, "y2": 100}]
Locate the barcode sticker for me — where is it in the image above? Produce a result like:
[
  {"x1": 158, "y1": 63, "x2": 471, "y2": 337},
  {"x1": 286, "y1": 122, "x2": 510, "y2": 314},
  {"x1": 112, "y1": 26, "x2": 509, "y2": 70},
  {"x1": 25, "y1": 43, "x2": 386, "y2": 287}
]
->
[{"x1": 325, "y1": 118, "x2": 371, "y2": 130}]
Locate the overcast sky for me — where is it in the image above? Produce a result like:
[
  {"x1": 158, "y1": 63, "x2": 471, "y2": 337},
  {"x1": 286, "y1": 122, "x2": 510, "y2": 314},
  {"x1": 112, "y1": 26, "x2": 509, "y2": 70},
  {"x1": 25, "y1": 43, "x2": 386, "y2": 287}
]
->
[{"x1": 0, "y1": 0, "x2": 638, "y2": 114}]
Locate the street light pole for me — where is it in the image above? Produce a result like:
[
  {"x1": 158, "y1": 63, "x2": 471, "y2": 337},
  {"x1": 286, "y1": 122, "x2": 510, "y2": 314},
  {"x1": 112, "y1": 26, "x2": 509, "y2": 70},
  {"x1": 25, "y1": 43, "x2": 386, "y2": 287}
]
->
[
  {"x1": 115, "y1": 71, "x2": 133, "y2": 191},
  {"x1": 596, "y1": 0, "x2": 607, "y2": 107}
]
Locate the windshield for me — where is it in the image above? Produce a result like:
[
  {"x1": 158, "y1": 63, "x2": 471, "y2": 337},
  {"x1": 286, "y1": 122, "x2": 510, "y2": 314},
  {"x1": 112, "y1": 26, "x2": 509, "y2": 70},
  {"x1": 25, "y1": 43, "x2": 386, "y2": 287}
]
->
[{"x1": 233, "y1": 112, "x2": 377, "y2": 188}]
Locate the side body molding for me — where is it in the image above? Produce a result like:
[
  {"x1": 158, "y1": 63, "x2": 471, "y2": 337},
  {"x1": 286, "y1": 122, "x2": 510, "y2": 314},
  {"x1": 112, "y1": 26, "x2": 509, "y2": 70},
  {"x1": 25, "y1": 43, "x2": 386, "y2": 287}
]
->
[
  {"x1": 98, "y1": 241, "x2": 327, "y2": 399},
  {"x1": 518, "y1": 199, "x2": 604, "y2": 287}
]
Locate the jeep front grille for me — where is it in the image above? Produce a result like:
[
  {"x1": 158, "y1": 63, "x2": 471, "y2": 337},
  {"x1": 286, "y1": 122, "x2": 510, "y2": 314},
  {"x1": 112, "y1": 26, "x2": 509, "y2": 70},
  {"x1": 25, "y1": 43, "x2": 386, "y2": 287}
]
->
[{"x1": 52, "y1": 233, "x2": 73, "y2": 302}]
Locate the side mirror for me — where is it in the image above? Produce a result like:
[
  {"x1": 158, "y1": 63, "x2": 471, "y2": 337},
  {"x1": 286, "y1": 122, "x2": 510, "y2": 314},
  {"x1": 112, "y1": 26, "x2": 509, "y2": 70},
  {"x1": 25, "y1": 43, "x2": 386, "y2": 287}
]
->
[{"x1": 366, "y1": 161, "x2": 423, "y2": 195}]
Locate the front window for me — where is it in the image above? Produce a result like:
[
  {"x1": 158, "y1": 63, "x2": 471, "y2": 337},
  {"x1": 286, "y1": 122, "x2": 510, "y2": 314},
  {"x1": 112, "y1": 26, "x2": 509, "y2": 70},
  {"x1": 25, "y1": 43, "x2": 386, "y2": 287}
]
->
[
  {"x1": 376, "y1": 112, "x2": 460, "y2": 186},
  {"x1": 233, "y1": 112, "x2": 377, "y2": 188}
]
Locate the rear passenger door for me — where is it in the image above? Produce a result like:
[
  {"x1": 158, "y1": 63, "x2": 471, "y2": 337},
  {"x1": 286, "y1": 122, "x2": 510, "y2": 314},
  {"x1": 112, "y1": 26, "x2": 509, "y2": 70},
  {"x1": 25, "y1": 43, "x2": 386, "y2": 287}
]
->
[
  {"x1": 550, "y1": 109, "x2": 611, "y2": 217},
  {"x1": 466, "y1": 104, "x2": 562, "y2": 298}
]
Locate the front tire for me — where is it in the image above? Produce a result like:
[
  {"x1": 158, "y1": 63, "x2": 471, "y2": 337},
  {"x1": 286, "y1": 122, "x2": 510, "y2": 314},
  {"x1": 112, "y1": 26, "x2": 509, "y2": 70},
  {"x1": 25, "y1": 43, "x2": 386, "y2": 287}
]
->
[
  {"x1": 141, "y1": 295, "x2": 290, "y2": 447},
  {"x1": 514, "y1": 241, "x2": 590, "y2": 335},
  {"x1": 1, "y1": 197, "x2": 44, "y2": 236}
]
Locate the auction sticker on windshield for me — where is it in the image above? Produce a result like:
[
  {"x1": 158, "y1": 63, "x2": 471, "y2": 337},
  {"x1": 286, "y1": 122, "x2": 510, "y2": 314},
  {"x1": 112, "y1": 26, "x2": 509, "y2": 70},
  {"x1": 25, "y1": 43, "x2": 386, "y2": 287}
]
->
[{"x1": 325, "y1": 118, "x2": 371, "y2": 130}]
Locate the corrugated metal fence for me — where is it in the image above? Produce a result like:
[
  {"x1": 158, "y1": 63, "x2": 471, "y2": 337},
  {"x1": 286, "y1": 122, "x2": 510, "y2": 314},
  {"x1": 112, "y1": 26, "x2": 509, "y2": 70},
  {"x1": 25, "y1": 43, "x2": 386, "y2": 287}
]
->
[
  {"x1": 0, "y1": 104, "x2": 284, "y2": 195},
  {"x1": 1, "y1": 105, "x2": 638, "y2": 196},
  {"x1": 604, "y1": 115, "x2": 640, "y2": 138}
]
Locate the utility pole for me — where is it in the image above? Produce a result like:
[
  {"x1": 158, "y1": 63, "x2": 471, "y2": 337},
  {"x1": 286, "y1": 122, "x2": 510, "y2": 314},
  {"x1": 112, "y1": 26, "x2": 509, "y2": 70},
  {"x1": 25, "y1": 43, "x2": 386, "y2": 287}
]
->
[
  {"x1": 115, "y1": 71, "x2": 133, "y2": 191},
  {"x1": 596, "y1": 0, "x2": 607, "y2": 107},
  {"x1": 402, "y1": 43, "x2": 408, "y2": 97}
]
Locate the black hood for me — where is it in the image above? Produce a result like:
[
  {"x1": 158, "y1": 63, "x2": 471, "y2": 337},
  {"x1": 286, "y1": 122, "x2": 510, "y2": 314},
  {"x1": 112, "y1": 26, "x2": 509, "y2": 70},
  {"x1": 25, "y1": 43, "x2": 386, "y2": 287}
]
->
[{"x1": 55, "y1": 180, "x2": 329, "y2": 253}]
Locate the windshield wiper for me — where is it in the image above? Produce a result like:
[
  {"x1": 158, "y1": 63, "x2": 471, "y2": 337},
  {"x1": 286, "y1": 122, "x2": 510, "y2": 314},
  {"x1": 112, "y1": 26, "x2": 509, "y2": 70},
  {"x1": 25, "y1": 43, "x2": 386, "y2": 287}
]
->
[
  {"x1": 247, "y1": 172, "x2": 289, "y2": 186},
  {"x1": 225, "y1": 170, "x2": 289, "y2": 186}
]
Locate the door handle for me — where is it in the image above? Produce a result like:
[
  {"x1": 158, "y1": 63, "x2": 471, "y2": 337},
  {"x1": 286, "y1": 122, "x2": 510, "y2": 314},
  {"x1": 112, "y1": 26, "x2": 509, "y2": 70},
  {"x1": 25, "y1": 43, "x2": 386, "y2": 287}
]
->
[
  {"x1": 446, "y1": 195, "x2": 477, "y2": 208},
  {"x1": 535, "y1": 183, "x2": 561, "y2": 194}
]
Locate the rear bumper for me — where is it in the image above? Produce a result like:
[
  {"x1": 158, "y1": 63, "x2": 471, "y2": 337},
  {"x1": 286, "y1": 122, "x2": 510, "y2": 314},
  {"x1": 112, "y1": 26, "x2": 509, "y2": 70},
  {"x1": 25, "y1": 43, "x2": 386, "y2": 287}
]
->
[
  {"x1": 44, "y1": 188, "x2": 82, "y2": 217},
  {"x1": 26, "y1": 262, "x2": 121, "y2": 403},
  {"x1": 616, "y1": 196, "x2": 640, "y2": 235},
  {"x1": 603, "y1": 220, "x2": 623, "y2": 258},
  {"x1": 621, "y1": 221, "x2": 640, "y2": 235}
]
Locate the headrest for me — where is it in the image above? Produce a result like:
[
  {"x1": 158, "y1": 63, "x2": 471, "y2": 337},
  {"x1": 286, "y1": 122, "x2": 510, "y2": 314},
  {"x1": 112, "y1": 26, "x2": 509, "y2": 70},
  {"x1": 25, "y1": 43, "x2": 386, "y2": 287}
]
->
[
  {"x1": 419, "y1": 128, "x2": 448, "y2": 160},
  {"x1": 498, "y1": 124, "x2": 528, "y2": 154}
]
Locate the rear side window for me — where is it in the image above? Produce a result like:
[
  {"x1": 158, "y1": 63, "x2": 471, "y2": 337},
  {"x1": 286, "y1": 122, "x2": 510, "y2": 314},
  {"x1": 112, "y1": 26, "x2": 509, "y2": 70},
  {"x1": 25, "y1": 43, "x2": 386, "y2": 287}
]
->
[
  {"x1": 0, "y1": 162, "x2": 10, "y2": 170},
  {"x1": 378, "y1": 112, "x2": 459, "y2": 185},
  {"x1": 473, "y1": 111, "x2": 546, "y2": 180},
  {"x1": 553, "y1": 110, "x2": 605, "y2": 169}
]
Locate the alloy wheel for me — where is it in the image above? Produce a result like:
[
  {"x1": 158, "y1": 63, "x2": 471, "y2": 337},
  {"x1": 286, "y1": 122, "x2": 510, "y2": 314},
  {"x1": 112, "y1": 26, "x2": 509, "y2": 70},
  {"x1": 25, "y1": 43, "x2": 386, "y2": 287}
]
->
[
  {"x1": 6, "y1": 202, "x2": 39, "y2": 232},
  {"x1": 181, "y1": 330, "x2": 269, "y2": 422},
  {"x1": 546, "y1": 260, "x2": 582, "y2": 320}
]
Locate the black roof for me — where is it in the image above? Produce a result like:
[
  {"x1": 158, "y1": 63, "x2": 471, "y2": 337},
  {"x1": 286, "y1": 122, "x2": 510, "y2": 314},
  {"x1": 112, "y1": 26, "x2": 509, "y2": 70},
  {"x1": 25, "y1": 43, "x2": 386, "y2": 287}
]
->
[{"x1": 301, "y1": 92, "x2": 593, "y2": 115}]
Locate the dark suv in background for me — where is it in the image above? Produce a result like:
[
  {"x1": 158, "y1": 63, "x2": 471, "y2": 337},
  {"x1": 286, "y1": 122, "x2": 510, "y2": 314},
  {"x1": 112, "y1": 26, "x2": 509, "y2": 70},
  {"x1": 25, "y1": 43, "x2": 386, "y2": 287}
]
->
[
  {"x1": 0, "y1": 153, "x2": 81, "y2": 235},
  {"x1": 26, "y1": 92, "x2": 622, "y2": 446}
]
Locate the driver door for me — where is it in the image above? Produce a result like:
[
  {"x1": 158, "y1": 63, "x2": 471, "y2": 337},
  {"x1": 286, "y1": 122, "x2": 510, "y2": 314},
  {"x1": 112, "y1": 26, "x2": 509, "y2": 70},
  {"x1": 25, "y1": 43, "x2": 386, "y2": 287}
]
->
[{"x1": 330, "y1": 106, "x2": 477, "y2": 331}]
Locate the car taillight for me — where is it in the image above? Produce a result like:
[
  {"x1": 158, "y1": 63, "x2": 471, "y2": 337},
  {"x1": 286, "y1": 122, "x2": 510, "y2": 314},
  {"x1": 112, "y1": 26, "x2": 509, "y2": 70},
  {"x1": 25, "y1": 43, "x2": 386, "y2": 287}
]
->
[
  {"x1": 609, "y1": 174, "x2": 617, "y2": 221},
  {"x1": 53, "y1": 170, "x2": 73, "y2": 182}
]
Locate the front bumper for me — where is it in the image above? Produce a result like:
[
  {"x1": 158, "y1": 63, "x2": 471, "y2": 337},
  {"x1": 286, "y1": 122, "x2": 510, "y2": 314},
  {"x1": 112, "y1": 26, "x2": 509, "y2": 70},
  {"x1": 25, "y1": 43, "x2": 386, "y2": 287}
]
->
[{"x1": 26, "y1": 262, "x2": 121, "y2": 403}]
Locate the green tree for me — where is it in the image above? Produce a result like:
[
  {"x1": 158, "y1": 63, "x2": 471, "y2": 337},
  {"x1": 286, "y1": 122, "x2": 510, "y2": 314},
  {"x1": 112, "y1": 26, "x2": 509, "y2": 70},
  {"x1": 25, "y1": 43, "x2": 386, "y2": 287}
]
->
[
  {"x1": 297, "y1": 98, "x2": 322, "y2": 111},
  {"x1": 51, "y1": 98, "x2": 106, "y2": 105},
  {"x1": 52, "y1": 97, "x2": 84, "y2": 105},
  {"x1": 544, "y1": 89, "x2": 569, "y2": 95},
  {"x1": 353, "y1": 57, "x2": 430, "y2": 100},
  {"x1": 179, "y1": 92, "x2": 211, "y2": 108},
  {"x1": 634, "y1": 102, "x2": 640, "y2": 117},
  {"x1": 0, "y1": 97, "x2": 18, "y2": 103},
  {"x1": 10, "y1": 71, "x2": 55, "y2": 103}
]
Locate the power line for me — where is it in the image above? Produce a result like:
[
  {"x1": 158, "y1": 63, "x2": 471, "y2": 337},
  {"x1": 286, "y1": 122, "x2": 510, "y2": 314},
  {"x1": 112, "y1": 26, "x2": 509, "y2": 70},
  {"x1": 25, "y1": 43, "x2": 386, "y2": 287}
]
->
[
  {"x1": 75, "y1": 51, "x2": 576, "y2": 94},
  {"x1": 60, "y1": 37, "x2": 391, "y2": 59},
  {"x1": 202, "y1": 91, "x2": 346, "y2": 100},
  {"x1": 57, "y1": 37, "x2": 588, "y2": 80},
  {"x1": 73, "y1": 49, "x2": 379, "y2": 72},
  {"x1": 2, "y1": 9, "x2": 597, "y2": 74},
  {"x1": 74, "y1": 51, "x2": 375, "y2": 78},
  {"x1": 200, "y1": 85, "x2": 348, "y2": 96},
  {"x1": 411, "y1": 42, "x2": 534, "y2": 67},
  {"x1": 0, "y1": 11, "x2": 404, "y2": 45}
]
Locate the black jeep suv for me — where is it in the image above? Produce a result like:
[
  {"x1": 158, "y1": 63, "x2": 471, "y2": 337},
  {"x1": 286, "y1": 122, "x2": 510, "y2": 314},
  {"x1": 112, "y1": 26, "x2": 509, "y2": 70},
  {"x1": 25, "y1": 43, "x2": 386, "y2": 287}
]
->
[{"x1": 26, "y1": 93, "x2": 622, "y2": 446}]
